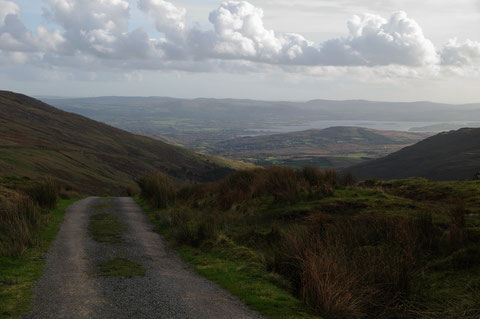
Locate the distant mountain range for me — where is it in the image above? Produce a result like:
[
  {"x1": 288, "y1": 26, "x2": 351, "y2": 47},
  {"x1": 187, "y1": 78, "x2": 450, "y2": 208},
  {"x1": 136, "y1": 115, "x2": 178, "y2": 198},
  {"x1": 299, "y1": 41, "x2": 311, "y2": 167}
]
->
[
  {"x1": 13, "y1": 94, "x2": 480, "y2": 182},
  {"x1": 349, "y1": 128, "x2": 480, "y2": 181},
  {"x1": 0, "y1": 91, "x2": 247, "y2": 194},
  {"x1": 43, "y1": 96, "x2": 480, "y2": 153},
  {"x1": 211, "y1": 126, "x2": 429, "y2": 168},
  {"x1": 43, "y1": 96, "x2": 480, "y2": 123}
]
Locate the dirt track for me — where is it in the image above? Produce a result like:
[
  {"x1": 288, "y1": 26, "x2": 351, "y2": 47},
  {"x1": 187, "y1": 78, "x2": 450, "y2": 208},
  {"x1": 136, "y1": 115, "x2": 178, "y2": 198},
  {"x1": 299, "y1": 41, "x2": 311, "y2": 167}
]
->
[{"x1": 25, "y1": 197, "x2": 263, "y2": 319}]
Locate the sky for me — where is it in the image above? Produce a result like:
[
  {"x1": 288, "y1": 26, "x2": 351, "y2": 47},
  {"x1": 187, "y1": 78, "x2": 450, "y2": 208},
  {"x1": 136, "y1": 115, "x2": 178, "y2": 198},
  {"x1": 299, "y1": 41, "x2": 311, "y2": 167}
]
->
[{"x1": 1, "y1": 0, "x2": 480, "y2": 103}]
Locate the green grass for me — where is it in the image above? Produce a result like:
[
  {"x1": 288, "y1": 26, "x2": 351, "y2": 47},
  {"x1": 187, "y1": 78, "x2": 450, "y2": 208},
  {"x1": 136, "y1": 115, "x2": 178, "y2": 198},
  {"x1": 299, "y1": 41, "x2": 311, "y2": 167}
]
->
[
  {"x1": 135, "y1": 196, "x2": 322, "y2": 319},
  {"x1": 178, "y1": 246, "x2": 321, "y2": 319},
  {"x1": 0, "y1": 198, "x2": 81, "y2": 319},
  {"x1": 88, "y1": 214, "x2": 125, "y2": 243},
  {"x1": 98, "y1": 258, "x2": 146, "y2": 278},
  {"x1": 136, "y1": 167, "x2": 480, "y2": 318}
]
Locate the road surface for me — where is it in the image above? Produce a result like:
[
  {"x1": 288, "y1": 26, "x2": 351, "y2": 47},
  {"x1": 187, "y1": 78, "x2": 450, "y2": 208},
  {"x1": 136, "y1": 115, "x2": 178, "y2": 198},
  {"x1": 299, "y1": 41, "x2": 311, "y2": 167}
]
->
[{"x1": 25, "y1": 197, "x2": 263, "y2": 319}]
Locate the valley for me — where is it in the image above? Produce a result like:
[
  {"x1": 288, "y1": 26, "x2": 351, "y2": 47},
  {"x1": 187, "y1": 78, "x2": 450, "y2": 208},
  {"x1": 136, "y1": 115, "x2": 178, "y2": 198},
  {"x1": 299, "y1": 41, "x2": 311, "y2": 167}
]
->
[
  {"x1": 3, "y1": 1, "x2": 480, "y2": 318},
  {"x1": 1, "y1": 91, "x2": 480, "y2": 319}
]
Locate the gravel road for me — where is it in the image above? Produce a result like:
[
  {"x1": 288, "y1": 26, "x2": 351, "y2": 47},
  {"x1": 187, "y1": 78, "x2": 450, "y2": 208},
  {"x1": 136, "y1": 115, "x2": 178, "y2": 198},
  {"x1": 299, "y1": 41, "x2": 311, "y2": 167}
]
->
[{"x1": 25, "y1": 197, "x2": 264, "y2": 319}]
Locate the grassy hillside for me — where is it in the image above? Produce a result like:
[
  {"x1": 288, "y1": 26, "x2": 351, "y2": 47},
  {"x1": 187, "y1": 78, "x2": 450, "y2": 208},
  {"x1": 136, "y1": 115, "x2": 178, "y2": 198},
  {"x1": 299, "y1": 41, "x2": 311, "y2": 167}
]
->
[
  {"x1": 0, "y1": 91, "x2": 247, "y2": 194},
  {"x1": 350, "y1": 127, "x2": 480, "y2": 181},
  {"x1": 138, "y1": 168, "x2": 480, "y2": 318},
  {"x1": 211, "y1": 127, "x2": 428, "y2": 168}
]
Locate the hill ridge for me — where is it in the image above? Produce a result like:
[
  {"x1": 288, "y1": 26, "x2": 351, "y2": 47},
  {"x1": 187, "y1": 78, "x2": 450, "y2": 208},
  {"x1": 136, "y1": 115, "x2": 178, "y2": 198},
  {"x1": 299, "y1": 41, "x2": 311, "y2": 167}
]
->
[
  {"x1": 349, "y1": 127, "x2": 480, "y2": 181},
  {"x1": 0, "y1": 91, "x2": 240, "y2": 194}
]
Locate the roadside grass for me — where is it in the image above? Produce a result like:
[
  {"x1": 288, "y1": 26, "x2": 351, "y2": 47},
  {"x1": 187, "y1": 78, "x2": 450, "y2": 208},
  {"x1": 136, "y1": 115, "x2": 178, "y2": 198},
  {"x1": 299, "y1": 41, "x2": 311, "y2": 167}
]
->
[
  {"x1": 136, "y1": 167, "x2": 480, "y2": 318},
  {"x1": 98, "y1": 258, "x2": 145, "y2": 278},
  {"x1": 88, "y1": 214, "x2": 125, "y2": 243},
  {"x1": 178, "y1": 246, "x2": 320, "y2": 319},
  {"x1": 135, "y1": 196, "x2": 323, "y2": 319},
  {"x1": 0, "y1": 198, "x2": 80, "y2": 319}
]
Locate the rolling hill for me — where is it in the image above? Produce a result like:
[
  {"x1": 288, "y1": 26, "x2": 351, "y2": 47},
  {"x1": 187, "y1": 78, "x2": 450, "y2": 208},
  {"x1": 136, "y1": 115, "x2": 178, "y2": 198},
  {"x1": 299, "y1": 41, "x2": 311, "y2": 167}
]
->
[
  {"x1": 349, "y1": 127, "x2": 480, "y2": 181},
  {"x1": 0, "y1": 91, "x2": 248, "y2": 194},
  {"x1": 211, "y1": 127, "x2": 429, "y2": 168},
  {"x1": 43, "y1": 96, "x2": 480, "y2": 153}
]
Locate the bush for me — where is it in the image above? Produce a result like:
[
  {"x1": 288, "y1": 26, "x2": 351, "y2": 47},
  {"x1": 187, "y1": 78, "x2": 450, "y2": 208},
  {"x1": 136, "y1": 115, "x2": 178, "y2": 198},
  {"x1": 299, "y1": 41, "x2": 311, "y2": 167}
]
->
[
  {"x1": 137, "y1": 172, "x2": 175, "y2": 209},
  {"x1": 0, "y1": 194, "x2": 42, "y2": 257},
  {"x1": 341, "y1": 172, "x2": 357, "y2": 187},
  {"x1": 26, "y1": 177, "x2": 58, "y2": 209},
  {"x1": 170, "y1": 209, "x2": 217, "y2": 247},
  {"x1": 212, "y1": 166, "x2": 338, "y2": 209}
]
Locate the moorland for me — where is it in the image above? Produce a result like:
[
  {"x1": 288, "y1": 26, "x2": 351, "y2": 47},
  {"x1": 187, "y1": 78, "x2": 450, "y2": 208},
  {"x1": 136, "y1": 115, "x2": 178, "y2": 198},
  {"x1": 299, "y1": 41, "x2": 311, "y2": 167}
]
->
[{"x1": 1, "y1": 91, "x2": 480, "y2": 319}]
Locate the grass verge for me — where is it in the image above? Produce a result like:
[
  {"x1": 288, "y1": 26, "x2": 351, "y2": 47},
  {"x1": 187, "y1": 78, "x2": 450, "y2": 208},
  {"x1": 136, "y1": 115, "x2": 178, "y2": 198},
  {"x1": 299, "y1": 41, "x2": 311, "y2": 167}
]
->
[
  {"x1": 98, "y1": 258, "x2": 146, "y2": 278},
  {"x1": 88, "y1": 213, "x2": 125, "y2": 243},
  {"x1": 0, "y1": 198, "x2": 81, "y2": 319},
  {"x1": 134, "y1": 196, "x2": 322, "y2": 319}
]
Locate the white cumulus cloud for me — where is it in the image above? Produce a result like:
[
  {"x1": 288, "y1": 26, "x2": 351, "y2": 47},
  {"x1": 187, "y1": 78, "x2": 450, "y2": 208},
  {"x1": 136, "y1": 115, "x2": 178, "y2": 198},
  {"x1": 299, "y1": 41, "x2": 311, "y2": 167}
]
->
[
  {"x1": 319, "y1": 12, "x2": 439, "y2": 66},
  {"x1": 138, "y1": 0, "x2": 186, "y2": 36},
  {"x1": 441, "y1": 38, "x2": 480, "y2": 66},
  {"x1": 0, "y1": 0, "x2": 479, "y2": 75}
]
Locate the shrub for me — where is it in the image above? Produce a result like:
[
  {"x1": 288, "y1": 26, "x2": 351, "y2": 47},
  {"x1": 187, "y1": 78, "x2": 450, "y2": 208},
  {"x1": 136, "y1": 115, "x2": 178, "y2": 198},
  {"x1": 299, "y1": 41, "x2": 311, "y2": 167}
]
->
[
  {"x1": 341, "y1": 172, "x2": 357, "y2": 187},
  {"x1": 0, "y1": 194, "x2": 42, "y2": 257},
  {"x1": 254, "y1": 167, "x2": 303, "y2": 203},
  {"x1": 137, "y1": 172, "x2": 175, "y2": 209},
  {"x1": 216, "y1": 169, "x2": 260, "y2": 209},
  {"x1": 170, "y1": 209, "x2": 217, "y2": 246},
  {"x1": 211, "y1": 166, "x2": 338, "y2": 209},
  {"x1": 25, "y1": 177, "x2": 58, "y2": 209}
]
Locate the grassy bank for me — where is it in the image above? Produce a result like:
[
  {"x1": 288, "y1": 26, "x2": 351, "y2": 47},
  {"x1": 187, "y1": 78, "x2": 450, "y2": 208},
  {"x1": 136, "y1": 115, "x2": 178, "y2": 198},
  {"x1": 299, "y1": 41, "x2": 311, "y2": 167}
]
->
[
  {"x1": 137, "y1": 168, "x2": 480, "y2": 319},
  {"x1": 136, "y1": 196, "x2": 322, "y2": 319},
  {"x1": 0, "y1": 197, "x2": 81, "y2": 318}
]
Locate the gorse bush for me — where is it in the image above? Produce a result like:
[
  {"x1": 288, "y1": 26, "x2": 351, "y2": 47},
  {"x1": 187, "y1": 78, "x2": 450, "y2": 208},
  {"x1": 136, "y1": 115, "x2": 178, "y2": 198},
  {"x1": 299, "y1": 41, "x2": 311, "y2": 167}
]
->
[
  {"x1": 0, "y1": 194, "x2": 42, "y2": 257},
  {"x1": 137, "y1": 172, "x2": 175, "y2": 209}
]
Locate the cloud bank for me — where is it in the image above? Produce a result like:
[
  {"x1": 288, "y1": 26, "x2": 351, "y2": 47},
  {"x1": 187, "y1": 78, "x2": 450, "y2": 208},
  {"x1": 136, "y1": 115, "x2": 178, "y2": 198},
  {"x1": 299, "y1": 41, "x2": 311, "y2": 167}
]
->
[{"x1": 0, "y1": 0, "x2": 479, "y2": 73}]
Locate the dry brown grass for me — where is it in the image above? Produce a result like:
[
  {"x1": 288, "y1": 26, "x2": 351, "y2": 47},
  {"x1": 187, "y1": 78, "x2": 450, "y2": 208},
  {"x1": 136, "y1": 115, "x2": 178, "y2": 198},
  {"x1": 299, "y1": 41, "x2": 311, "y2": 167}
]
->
[
  {"x1": 269, "y1": 213, "x2": 437, "y2": 318},
  {"x1": 137, "y1": 172, "x2": 175, "y2": 209},
  {"x1": 214, "y1": 166, "x2": 337, "y2": 209},
  {"x1": 25, "y1": 177, "x2": 58, "y2": 209},
  {"x1": 0, "y1": 193, "x2": 42, "y2": 257}
]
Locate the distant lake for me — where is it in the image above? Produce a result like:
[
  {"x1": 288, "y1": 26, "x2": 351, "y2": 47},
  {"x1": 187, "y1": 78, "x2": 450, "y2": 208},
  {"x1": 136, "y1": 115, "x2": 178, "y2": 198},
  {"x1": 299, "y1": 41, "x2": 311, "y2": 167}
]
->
[{"x1": 250, "y1": 120, "x2": 480, "y2": 134}]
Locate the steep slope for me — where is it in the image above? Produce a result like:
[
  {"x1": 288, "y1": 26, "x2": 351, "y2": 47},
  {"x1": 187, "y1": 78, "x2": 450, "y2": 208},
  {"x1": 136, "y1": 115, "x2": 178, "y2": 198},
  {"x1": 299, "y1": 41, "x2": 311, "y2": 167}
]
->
[
  {"x1": 0, "y1": 91, "x2": 238, "y2": 194},
  {"x1": 211, "y1": 127, "x2": 428, "y2": 168},
  {"x1": 349, "y1": 128, "x2": 480, "y2": 181}
]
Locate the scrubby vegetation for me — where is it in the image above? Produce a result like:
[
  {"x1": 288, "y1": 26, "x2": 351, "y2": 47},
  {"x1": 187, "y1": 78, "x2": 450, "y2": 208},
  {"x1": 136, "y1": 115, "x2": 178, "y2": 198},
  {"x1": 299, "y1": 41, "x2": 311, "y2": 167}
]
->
[
  {"x1": 137, "y1": 173, "x2": 175, "y2": 209},
  {"x1": 0, "y1": 177, "x2": 65, "y2": 257},
  {"x1": 138, "y1": 167, "x2": 480, "y2": 319},
  {"x1": 0, "y1": 193, "x2": 42, "y2": 257}
]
